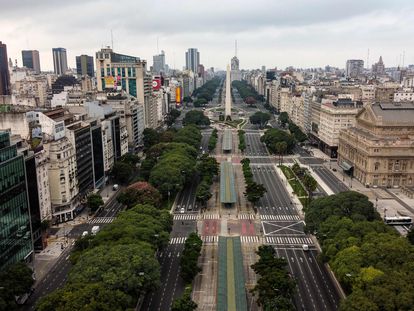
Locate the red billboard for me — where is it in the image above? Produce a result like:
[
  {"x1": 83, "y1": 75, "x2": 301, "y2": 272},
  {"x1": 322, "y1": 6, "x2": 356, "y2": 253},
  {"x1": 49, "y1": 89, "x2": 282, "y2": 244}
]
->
[{"x1": 152, "y1": 77, "x2": 161, "y2": 91}]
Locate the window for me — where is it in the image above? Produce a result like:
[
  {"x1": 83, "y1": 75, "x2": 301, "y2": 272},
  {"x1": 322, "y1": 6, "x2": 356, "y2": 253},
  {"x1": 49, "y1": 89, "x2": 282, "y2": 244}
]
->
[
  {"x1": 57, "y1": 153, "x2": 61, "y2": 159},
  {"x1": 374, "y1": 162, "x2": 380, "y2": 171}
]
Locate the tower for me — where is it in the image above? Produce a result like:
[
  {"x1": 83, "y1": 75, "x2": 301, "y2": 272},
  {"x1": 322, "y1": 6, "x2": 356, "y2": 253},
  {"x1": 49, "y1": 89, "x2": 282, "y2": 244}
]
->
[{"x1": 225, "y1": 64, "x2": 232, "y2": 120}]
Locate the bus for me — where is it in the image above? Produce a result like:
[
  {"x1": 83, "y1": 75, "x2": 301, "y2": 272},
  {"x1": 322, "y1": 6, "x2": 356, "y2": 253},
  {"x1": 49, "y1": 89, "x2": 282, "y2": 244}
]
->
[{"x1": 384, "y1": 216, "x2": 413, "y2": 226}]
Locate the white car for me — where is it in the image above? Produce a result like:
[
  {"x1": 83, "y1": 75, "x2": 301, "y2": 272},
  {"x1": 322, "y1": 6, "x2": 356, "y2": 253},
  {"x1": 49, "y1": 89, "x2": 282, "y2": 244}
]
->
[
  {"x1": 180, "y1": 207, "x2": 185, "y2": 214},
  {"x1": 82, "y1": 231, "x2": 89, "y2": 237},
  {"x1": 302, "y1": 244, "x2": 309, "y2": 251}
]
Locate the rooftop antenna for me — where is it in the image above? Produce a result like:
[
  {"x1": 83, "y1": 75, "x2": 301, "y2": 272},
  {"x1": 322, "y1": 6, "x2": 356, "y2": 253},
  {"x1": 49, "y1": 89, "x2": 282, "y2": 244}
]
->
[
  {"x1": 111, "y1": 29, "x2": 114, "y2": 50},
  {"x1": 366, "y1": 48, "x2": 370, "y2": 69},
  {"x1": 402, "y1": 50, "x2": 405, "y2": 68},
  {"x1": 157, "y1": 37, "x2": 159, "y2": 54},
  {"x1": 235, "y1": 40, "x2": 238, "y2": 57}
]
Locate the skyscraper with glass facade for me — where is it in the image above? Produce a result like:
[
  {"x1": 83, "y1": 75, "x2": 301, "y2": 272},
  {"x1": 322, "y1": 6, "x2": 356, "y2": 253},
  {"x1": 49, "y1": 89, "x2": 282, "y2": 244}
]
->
[{"x1": 0, "y1": 132, "x2": 33, "y2": 270}]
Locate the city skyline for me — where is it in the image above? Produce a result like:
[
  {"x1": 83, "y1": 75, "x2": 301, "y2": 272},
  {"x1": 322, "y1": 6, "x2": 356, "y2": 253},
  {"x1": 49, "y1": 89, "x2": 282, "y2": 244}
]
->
[{"x1": 1, "y1": 0, "x2": 414, "y2": 71}]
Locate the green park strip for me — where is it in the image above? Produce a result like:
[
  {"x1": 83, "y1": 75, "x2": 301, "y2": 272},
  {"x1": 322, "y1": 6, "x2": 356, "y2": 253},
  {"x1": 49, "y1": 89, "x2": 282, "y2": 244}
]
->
[
  {"x1": 279, "y1": 165, "x2": 308, "y2": 198},
  {"x1": 226, "y1": 239, "x2": 236, "y2": 310}
]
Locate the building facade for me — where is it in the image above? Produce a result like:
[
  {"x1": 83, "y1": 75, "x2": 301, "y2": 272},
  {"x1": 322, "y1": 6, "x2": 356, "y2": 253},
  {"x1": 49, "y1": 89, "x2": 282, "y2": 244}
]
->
[
  {"x1": 338, "y1": 103, "x2": 414, "y2": 188},
  {"x1": 153, "y1": 50, "x2": 165, "y2": 74},
  {"x1": 0, "y1": 132, "x2": 33, "y2": 269},
  {"x1": 185, "y1": 48, "x2": 200, "y2": 74},
  {"x1": 76, "y1": 54, "x2": 94, "y2": 77},
  {"x1": 345, "y1": 59, "x2": 364, "y2": 79},
  {"x1": 52, "y1": 48, "x2": 68, "y2": 75},
  {"x1": 22, "y1": 50, "x2": 41, "y2": 74}
]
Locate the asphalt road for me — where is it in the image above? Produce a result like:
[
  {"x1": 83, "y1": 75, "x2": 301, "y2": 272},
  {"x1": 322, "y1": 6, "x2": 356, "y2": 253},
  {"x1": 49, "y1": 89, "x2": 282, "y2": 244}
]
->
[
  {"x1": 244, "y1": 132, "x2": 268, "y2": 157},
  {"x1": 22, "y1": 246, "x2": 73, "y2": 311},
  {"x1": 248, "y1": 138, "x2": 341, "y2": 311},
  {"x1": 313, "y1": 166, "x2": 349, "y2": 194}
]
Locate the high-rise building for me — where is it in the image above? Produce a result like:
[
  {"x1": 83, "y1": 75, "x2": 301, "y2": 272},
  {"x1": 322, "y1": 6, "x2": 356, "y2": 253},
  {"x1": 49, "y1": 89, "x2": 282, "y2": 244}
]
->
[
  {"x1": 22, "y1": 50, "x2": 41, "y2": 74},
  {"x1": 0, "y1": 132, "x2": 33, "y2": 270},
  {"x1": 345, "y1": 59, "x2": 364, "y2": 79},
  {"x1": 95, "y1": 47, "x2": 146, "y2": 98},
  {"x1": 0, "y1": 41, "x2": 11, "y2": 95},
  {"x1": 153, "y1": 50, "x2": 165, "y2": 74},
  {"x1": 76, "y1": 54, "x2": 94, "y2": 77},
  {"x1": 52, "y1": 47, "x2": 68, "y2": 75},
  {"x1": 185, "y1": 48, "x2": 200, "y2": 74}
]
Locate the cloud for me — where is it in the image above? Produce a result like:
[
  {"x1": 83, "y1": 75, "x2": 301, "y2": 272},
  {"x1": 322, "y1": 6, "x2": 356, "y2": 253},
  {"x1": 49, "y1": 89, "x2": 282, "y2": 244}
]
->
[{"x1": 1, "y1": 0, "x2": 413, "y2": 70}]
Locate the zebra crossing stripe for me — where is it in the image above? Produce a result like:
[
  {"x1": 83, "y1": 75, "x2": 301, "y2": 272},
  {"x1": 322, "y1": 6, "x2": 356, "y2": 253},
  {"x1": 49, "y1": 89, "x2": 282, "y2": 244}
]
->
[
  {"x1": 259, "y1": 214, "x2": 301, "y2": 221},
  {"x1": 88, "y1": 217, "x2": 115, "y2": 224}
]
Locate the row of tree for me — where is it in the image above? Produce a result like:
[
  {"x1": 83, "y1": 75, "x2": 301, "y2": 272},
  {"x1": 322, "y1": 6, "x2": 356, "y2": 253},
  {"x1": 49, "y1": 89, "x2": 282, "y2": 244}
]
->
[
  {"x1": 241, "y1": 158, "x2": 266, "y2": 208},
  {"x1": 195, "y1": 155, "x2": 219, "y2": 208},
  {"x1": 192, "y1": 77, "x2": 221, "y2": 104},
  {"x1": 232, "y1": 80, "x2": 263, "y2": 103},
  {"x1": 291, "y1": 163, "x2": 318, "y2": 204},
  {"x1": 238, "y1": 130, "x2": 246, "y2": 152},
  {"x1": 166, "y1": 108, "x2": 181, "y2": 127},
  {"x1": 171, "y1": 232, "x2": 203, "y2": 311},
  {"x1": 251, "y1": 245, "x2": 296, "y2": 310},
  {"x1": 304, "y1": 191, "x2": 414, "y2": 310},
  {"x1": 208, "y1": 128, "x2": 218, "y2": 152},
  {"x1": 36, "y1": 204, "x2": 173, "y2": 311},
  {"x1": 140, "y1": 126, "x2": 201, "y2": 198},
  {"x1": 249, "y1": 111, "x2": 271, "y2": 129}
]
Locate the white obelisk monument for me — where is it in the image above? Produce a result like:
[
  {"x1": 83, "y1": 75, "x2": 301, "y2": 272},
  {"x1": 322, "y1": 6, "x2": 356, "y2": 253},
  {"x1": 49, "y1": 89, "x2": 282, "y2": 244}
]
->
[{"x1": 225, "y1": 64, "x2": 232, "y2": 120}]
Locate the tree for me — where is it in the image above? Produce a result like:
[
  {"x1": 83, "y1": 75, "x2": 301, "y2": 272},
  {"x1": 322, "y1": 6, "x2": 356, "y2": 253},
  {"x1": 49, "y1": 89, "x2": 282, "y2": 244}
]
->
[
  {"x1": 261, "y1": 128, "x2": 295, "y2": 154},
  {"x1": 0, "y1": 262, "x2": 34, "y2": 310},
  {"x1": 172, "y1": 286, "x2": 197, "y2": 311},
  {"x1": 180, "y1": 233, "x2": 203, "y2": 283},
  {"x1": 193, "y1": 98, "x2": 208, "y2": 107},
  {"x1": 278, "y1": 112, "x2": 289, "y2": 127},
  {"x1": 245, "y1": 96, "x2": 257, "y2": 105},
  {"x1": 118, "y1": 181, "x2": 162, "y2": 208},
  {"x1": 197, "y1": 155, "x2": 219, "y2": 179},
  {"x1": 120, "y1": 153, "x2": 140, "y2": 167},
  {"x1": 182, "y1": 110, "x2": 210, "y2": 127},
  {"x1": 195, "y1": 181, "x2": 212, "y2": 207},
  {"x1": 183, "y1": 96, "x2": 193, "y2": 103},
  {"x1": 238, "y1": 130, "x2": 246, "y2": 152},
  {"x1": 275, "y1": 141, "x2": 287, "y2": 165},
  {"x1": 35, "y1": 283, "x2": 131, "y2": 311},
  {"x1": 302, "y1": 173, "x2": 317, "y2": 204},
  {"x1": 87, "y1": 193, "x2": 104, "y2": 212},
  {"x1": 407, "y1": 228, "x2": 414, "y2": 245},
  {"x1": 245, "y1": 182, "x2": 267, "y2": 206},
  {"x1": 143, "y1": 128, "x2": 159, "y2": 151},
  {"x1": 249, "y1": 112, "x2": 271, "y2": 129},
  {"x1": 111, "y1": 161, "x2": 133, "y2": 184},
  {"x1": 68, "y1": 243, "x2": 160, "y2": 295},
  {"x1": 166, "y1": 109, "x2": 181, "y2": 126}
]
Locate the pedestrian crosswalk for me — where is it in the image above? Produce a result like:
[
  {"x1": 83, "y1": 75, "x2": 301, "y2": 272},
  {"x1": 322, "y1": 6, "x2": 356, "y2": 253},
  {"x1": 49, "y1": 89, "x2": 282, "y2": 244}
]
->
[
  {"x1": 239, "y1": 213, "x2": 255, "y2": 220},
  {"x1": 88, "y1": 217, "x2": 115, "y2": 224},
  {"x1": 260, "y1": 214, "x2": 300, "y2": 221},
  {"x1": 203, "y1": 214, "x2": 220, "y2": 220},
  {"x1": 173, "y1": 214, "x2": 198, "y2": 220},
  {"x1": 202, "y1": 235, "x2": 219, "y2": 243},
  {"x1": 265, "y1": 236, "x2": 313, "y2": 245},
  {"x1": 169, "y1": 237, "x2": 188, "y2": 244},
  {"x1": 240, "y1": 236, "x2": 260, "y2": 243}
]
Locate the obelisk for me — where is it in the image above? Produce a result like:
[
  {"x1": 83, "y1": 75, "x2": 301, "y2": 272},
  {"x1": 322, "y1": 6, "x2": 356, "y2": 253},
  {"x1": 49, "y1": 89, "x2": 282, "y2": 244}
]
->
[{"x1": 225, "y1": 64, "x2": 231, "y2": 120}]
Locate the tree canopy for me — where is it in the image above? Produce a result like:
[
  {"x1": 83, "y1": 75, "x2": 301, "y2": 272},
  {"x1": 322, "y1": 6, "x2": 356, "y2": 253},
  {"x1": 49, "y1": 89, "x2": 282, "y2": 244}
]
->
[
  {"x1": 249, "y1": 112, "x2": 271, "y2": 128},
  {"x1": 87, "y1": 193, "x2": 104, "y2": 212},
  {"x1": 182, "y1": 110, "x2": 210, "y2": 127},
  {"x1": 261, "y1": 128, "x2": 295, "y2": 154},
  {"x1": 118, "y1": 181, "x2": 161, "y2": 208}
]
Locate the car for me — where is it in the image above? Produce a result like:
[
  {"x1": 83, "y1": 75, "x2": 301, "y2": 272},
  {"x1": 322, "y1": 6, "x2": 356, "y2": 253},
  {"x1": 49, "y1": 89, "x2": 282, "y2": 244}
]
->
[
  {"x1": 82, "y1": 231, "x2": 89, "y2": 237},
  {"x1": 180, "y1": 207, "x2": 185, "y2": 214},
  {"x1": 188, "y1": 204, "x2": 192, "y2": 211},
  {"x1": 332, "y1": 168, "x2": 337, "y2": 172},
  {"x1": 112, "y1": 184, "x2": 119, "y2": 191},
  {"x1": 302, "y1": 244, "x2": 309, "y2": 251}
]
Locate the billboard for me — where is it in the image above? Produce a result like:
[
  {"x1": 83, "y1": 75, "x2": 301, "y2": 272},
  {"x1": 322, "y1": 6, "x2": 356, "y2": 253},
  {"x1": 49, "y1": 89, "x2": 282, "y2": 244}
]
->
[
  {"x1": 175, "y1": 87, "x2": 181, "y2": 105},
  {"x1": 152, "y1": 77, "x2": 161, "y2": 91},
  {"x1": 104, "y1": 76, "x2": 115, "y2": 88}
]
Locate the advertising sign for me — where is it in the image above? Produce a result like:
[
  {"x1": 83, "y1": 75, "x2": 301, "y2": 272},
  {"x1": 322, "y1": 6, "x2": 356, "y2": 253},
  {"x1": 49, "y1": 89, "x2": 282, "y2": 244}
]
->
[{"x1": 104, "y1": 76, "x2": 115, "y2": 88}]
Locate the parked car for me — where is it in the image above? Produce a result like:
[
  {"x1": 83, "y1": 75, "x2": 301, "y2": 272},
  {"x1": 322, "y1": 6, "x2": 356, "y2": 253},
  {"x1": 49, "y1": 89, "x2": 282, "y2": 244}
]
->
[
  {"x1": 180, "y1": 207, "x2": 185, "y2": 214},
  {"x1": 113, "y1": 184, "x2": 119, "y2": 191}
]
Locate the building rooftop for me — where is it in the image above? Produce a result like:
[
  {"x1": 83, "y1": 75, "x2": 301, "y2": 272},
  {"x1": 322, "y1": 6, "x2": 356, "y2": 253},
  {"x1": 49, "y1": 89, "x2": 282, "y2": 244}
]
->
[{"x1": 373, "y1": 103, "x2": 414, "y2": 124}]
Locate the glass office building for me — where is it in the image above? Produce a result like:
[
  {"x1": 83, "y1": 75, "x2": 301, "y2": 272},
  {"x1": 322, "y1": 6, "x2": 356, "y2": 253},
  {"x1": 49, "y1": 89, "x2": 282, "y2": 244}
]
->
[{"x1": 0, "y1": 132, "x2": 33, "y2": 270}]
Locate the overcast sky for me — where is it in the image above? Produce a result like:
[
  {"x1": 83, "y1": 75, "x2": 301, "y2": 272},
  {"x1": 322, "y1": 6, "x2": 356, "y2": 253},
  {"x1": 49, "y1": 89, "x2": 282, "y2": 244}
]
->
[{"x1": 1, "y1": 0, "x2": 414, "y2": 71}]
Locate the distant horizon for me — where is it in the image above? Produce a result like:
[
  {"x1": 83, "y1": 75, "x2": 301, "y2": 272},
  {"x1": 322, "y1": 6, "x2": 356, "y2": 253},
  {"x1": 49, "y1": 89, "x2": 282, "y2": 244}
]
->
[{"x1": 1, "y1": 0, "x2": 413, "y2": 71}]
